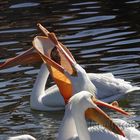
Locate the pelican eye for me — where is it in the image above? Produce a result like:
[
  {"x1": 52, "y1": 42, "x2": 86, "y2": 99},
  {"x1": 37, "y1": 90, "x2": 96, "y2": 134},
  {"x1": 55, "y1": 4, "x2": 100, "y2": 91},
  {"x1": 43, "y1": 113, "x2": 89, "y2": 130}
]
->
[
  {"x1": 90, "y1": 95, "x2": 94, "y2": 100},
  {"x1": 91, "y1": 96, "x2": 96, "y2": 103}
]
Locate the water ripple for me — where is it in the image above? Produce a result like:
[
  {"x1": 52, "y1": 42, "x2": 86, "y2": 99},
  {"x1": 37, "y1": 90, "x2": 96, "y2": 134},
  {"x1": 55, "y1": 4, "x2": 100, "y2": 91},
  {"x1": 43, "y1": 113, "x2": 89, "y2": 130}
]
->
[
  {"x1": 0, "y1": 28, "x2": 36, "y2": 34},
  {"x1": 94, "y1": 31, "x2": 135, "y2": 40},
  {"x1": 108, "y1": 47, "x2": 140, "y2": 53},
  {"x1": 63, "y1": 28, "x2": 119, "y2": 40},
  {"x1": 101, "y1": 54, "x2": 140, "y2": 61},
  {"x1": 0, "y1": 41, "x2": 19, "y2": 46},
  {"x1": 107, "y1": 38, "x2": 140, "y2": 46},
  {"x1": 69, "y1": 38, "x2": 124, "y2": 47},
  {"x1": 126, "y1": 0, "x2": 140, "y2": 4},
  {"x1": 9, "y1": 2, "x2": 40, "y2": 9},
  {"x1": 61, "y1": 15, "x2": 116, "y2": 25},
  {"x1": 72, "y1": 2, "x2": 98, "y2": 6}
]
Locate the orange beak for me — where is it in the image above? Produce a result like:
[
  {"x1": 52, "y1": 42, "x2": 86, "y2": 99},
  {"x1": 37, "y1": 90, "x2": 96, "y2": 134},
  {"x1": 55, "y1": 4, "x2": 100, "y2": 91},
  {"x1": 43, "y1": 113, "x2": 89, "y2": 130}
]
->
[
  {"x1": 85, "y1": 105, "x2": 125, "y2": 137},
  {"x1": 92, "y1": 97, "x2": 130, "y2": 116},
  {"x1": 0, "y1": 47, "x2": 41, "y2": 69}
]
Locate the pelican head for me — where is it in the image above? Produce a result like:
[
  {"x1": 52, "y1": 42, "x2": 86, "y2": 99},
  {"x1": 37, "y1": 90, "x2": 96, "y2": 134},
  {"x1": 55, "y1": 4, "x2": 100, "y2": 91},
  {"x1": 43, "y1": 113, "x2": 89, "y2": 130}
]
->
[{"x1": 65, "y1": 91, "x2": 126, "y2": 139}]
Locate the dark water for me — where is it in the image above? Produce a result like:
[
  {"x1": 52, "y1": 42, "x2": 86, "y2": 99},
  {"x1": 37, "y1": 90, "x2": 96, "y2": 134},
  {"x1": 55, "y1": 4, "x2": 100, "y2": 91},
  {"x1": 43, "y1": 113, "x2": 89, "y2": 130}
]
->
[{"x1": 0, "y1": 0, "x2": 140, "y2": 139}]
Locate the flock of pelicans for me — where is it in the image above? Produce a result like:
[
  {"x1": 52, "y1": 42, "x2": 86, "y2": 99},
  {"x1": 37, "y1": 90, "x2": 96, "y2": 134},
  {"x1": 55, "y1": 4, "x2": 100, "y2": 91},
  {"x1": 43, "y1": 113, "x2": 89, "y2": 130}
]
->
[{"x1": 1, "y1": 24, "x2": 140, "y2": 140}]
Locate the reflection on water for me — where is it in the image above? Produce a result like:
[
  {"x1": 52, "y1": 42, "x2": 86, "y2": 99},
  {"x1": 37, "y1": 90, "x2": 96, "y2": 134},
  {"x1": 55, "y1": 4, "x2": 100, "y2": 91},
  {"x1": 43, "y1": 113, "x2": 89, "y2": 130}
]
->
[
  {"x1": 9, "y1": 2, "x2": 40, "y2": 9},
  {"x1": 0, "y1": 0, "x2": 140, "y2": 139}
]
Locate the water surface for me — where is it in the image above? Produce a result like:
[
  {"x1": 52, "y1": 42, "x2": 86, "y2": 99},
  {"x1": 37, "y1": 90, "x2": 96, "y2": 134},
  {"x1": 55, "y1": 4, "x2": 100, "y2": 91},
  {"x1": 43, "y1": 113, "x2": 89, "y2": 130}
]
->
[{"x1": 0, "y1": 0, "x2": 140, "y2": 139}]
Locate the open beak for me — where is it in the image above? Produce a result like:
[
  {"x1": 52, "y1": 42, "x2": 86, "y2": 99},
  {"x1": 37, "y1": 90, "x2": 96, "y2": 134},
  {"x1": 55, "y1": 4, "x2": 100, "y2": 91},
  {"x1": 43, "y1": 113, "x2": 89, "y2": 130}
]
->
[
  {"x1": 37, "y1": 23, "x2": 76, "y2": 63},
  {"x1": 0, "y1": 23, "x2": 75, "y2": 70},
  {"x1": 85, "y1": 97, "x2": 126, "y2": 137},
  {"x1": 92, "y1": 97, "x2": 130, "y2": 116}
]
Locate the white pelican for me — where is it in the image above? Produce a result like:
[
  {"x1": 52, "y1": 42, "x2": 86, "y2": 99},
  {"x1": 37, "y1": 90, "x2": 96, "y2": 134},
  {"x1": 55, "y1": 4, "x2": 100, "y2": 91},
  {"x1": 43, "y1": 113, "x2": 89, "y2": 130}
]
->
[
  {"x1": 57, "y1": 91, "x2": 140, "y2": 140},
  {"x1": 8, "y1": 134, "x2": 36, "y2": 140},
  {"x1": 0, "y1": 24, "x2": 140, "y2": 111},
  {"x1": 8, "y1": 91, "x2": 135, "y2": 140}
]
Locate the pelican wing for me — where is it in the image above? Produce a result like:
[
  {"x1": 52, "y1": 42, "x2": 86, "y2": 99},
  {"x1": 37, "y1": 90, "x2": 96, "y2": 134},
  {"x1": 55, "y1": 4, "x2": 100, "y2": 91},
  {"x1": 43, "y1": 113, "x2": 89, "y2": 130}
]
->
[
  {"x1": 42, "y1": 85, "x2": 65, "y2": 107},
  {"x1": 87, "y1": 73, "x2": 134, "y2": 100}
]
